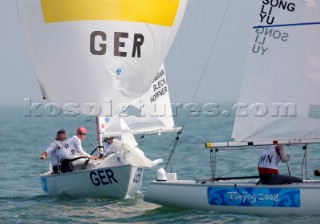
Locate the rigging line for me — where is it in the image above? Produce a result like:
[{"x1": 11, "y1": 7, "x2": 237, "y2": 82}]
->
[
  {"x1": 180, "y1": 0, "x2": 233, "y2": 129},
  {"x1": 156, "y1": 137, "x2": 177, "y2": 159},
  {"x1": 286, "y1": 145, "x2": 292, "y2": 176},
  {"x1": 160, "y1": 134, "x2": 179, "y2": 160},
  {"x1": 210, "y1": 149, "x2": 215, "y2": 178},
  {"x1": 302, "y1": 147, "x2": 306, "y2": 179},
  {"x1": 301, "y1": 144, "x2": 308, "y2": 179},
  {"x1": 138, "y1": 134, "x2": 177, "y2": 159},
  {"x1": 286, "y1": 162, "x2": 291, "y2": 176},
  {"x1": 278, "y1": 144, "x2": 303, "y2": 176},
  {"x1": 86, "y1": 135, "x2": 98, "y2": 149},
  {"x1": 305, "y1": 144, "x2": 308, "y2": 179},
  {"x1": 165, "y1": 133, "x2": 181, "y2": 171},
  {"x1": 163, "y1": 1, "x2": 233, "y2": 167},
  {"x1": 217, "y1": 157, "x2": 258, "y2": 178},
  {"x1": 299, "y1": 125, "x2": 320, "y2": 140}
]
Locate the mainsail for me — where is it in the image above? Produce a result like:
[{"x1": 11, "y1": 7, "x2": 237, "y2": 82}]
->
[
  {"x1": 17, "y1": 0, "x2": 188, "y2": 116},
  {"x1": 232, "y1": 1, "x2": 320, "y2": 142}
]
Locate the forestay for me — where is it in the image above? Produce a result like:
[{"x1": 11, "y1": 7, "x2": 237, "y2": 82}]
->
[
  {"x1": 17, "y1": 0, "x2": 188, "y2": 116},
  {"x1": 232, "y1": 1, "x2": 320, "y2": 142}
]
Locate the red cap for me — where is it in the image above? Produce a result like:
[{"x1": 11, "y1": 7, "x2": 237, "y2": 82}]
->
[{"x1": 77, "y1": 126, "x2": 87, "y2": 134}]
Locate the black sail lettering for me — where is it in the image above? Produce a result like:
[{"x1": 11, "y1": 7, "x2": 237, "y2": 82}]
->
[
  {"x1": 132, "y1": 33, "x2": 144, "y2": 58},
  {"x1": 114, "y1": 32, "x2": 128, "y2": 57},
  {"x1": 90, "y1": 31, "x2": 107, "y2": 55}
]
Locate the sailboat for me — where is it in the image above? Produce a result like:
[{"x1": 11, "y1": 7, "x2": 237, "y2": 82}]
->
[
  {"x1": 17, "y1": 0, "x2": 188, "y2": 198},
  {"x1": 144, "y1": 0, "x2": 320, "y2": 215}
]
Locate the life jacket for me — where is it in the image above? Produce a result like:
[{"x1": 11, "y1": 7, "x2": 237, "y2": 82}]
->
[{"x1": 258, "y1": 145, "x2": 280, "y2": 174}]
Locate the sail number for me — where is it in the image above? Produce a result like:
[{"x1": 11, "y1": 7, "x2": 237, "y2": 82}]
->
[
  {"x1": 90, "y1": 31, "x2": 144, "y2": 58},
  {"x1": 133, "y1": 167, "x2": 143, "y2": 183},
  {"x1": 90, "y1": 169, "x2": 118, "y2": 186}
]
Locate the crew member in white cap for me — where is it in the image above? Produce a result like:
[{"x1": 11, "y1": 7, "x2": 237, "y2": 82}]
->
[{"x1": 40, "y1": 129, "x2": 66, "y2": 174}]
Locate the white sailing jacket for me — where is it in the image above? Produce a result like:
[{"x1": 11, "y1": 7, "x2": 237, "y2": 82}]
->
[
  {"x1": 45, "y1": 140, "x2": 65, "y2": 166},
  {"x1": 57, "y1": 135, "x2": 90, "y2": 160}
]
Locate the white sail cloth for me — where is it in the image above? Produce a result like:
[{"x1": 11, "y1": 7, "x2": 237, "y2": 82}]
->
[
  {"x1": 98, "y1": 64, "x2": 178, "y2": 136},
  {"x1": 17, "y1": 0, "x2": 188, "y2": 116},
  {"x1": 232, "y1": 1, "x2": 320, "y2": 142}
]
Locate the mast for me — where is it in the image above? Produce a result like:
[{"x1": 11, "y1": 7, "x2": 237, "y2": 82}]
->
[{"x1": 96, "y1": 117, "x2": 104, "y2": 156}]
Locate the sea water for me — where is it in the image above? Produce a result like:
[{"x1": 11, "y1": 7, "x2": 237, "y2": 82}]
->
[{"x1": 1, "y1": 105, "x2": 320, "y2": 223}]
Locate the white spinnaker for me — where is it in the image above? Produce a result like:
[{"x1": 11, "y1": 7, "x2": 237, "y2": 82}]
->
[
  {"x1": 17, "y1": 0, "x2": 188, "y2": 116},
  {"x1": 98, "y1": 64, "x2": 178, "y2": 136},
  {"x1": 232, "y1": 1, "x2": 320, "y2": 142}
]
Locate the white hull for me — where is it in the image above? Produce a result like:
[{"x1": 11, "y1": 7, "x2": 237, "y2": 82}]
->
[
  {"x1": 144, "y1": 178, "x2": 320, "y2": 215},
  {"x1": 40, "y1": 155, "x2": 143, "y2": 199}
]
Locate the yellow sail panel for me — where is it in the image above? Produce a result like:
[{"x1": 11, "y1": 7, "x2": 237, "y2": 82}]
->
[{"x1": 40, "y1": 0, "x2": 180, "y2": 26}]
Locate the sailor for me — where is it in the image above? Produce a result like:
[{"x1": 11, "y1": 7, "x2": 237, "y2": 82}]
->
[
  {"x1": 40, "y1": 129, "x2": 66, "y2": 174},
  {"x1": 57, "y1": 126, "x2": 97, "y2": 173},
  {"x1": 103, "y1": 137, "x2": 118, "y2": 157},
  {"x1": 258, "y1": 144, "x2": 303, "y2": 184}
]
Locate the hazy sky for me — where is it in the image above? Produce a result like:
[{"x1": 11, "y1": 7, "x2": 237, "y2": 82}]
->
[{"x1": 0, "y1": 0, "x2": 256, "y2": 106}]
